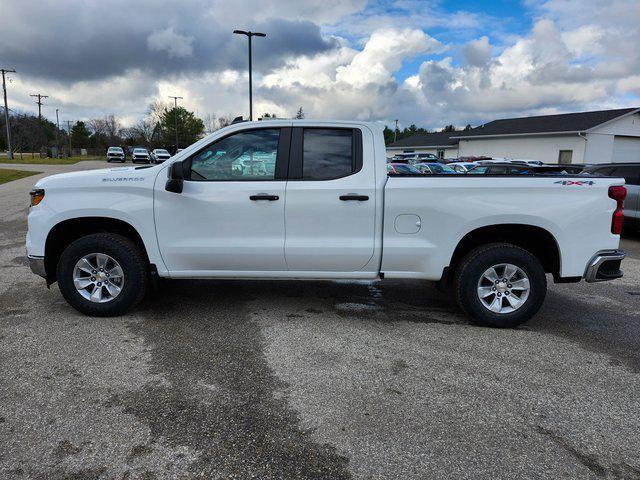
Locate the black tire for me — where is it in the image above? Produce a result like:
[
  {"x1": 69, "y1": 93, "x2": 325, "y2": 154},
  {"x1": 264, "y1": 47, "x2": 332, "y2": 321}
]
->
[
  {"x1": 454, "y1": 243, "x2": 546, "y2": 328},
  {"x1": 57, "y1": 233, "x2": 149, "y2": 317}
]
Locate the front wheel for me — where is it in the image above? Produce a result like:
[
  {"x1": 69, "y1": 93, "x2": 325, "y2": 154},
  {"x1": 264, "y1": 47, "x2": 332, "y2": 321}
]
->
[
  {"x1": 57, "y1": 233, "x2": 149, "y2": 316},
  {"x1": 454, "y1": 243, "x2": 547, "y2": 327}
]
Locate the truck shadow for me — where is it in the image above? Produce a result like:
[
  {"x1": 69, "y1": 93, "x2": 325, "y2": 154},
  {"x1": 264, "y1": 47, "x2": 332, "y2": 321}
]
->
[{"x1": 141, "y1": 278, "x2": 470, "y2": 327}]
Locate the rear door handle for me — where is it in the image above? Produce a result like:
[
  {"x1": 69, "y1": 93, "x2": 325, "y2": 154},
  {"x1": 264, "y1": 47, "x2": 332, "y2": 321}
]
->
[
  {"x1": 250, "y1": 194, "x2": 279, "y2": 201},
  {"x1": 339, "y1": 194, "x2": 369, "y2": 201}
]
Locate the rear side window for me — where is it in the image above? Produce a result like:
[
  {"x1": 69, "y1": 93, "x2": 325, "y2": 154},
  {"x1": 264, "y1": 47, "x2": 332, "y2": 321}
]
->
[{"x1": 303, "y1": 129, "x2": 352, "y2": 180}]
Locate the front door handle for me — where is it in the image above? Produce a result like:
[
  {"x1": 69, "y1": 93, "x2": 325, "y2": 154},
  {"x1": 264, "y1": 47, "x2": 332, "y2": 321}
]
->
[
  {"x1": 250, "y1": 194, "x2": 279, "y2": 201},
  {"x1": 339, "y1": 194, "x2": 369, "y2": 201}
]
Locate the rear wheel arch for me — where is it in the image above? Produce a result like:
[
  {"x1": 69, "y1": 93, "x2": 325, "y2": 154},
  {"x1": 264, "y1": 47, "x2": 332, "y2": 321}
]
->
[
  {"x1": 44, "y1": 217, "x2": 150, "y2": 283},
  {"x1": 445, "y1": 224, "x2": 561, "y2": 283}
]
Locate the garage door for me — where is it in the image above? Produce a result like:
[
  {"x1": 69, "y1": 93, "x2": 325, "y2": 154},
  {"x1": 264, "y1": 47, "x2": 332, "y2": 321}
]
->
[{"x1": 612, "y1": 136, "x2": 640, "y2": 162}]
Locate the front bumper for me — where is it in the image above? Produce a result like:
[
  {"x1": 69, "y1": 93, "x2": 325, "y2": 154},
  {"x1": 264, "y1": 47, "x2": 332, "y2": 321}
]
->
[
  {"x1": 28, "y1": 255, "x2": 46, "y2": 278},
  {"x1": 584, "y1": 250, "x2": 625, "y2": 282}
]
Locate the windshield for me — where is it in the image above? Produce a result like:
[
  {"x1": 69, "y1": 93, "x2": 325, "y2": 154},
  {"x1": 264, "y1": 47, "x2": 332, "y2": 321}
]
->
[
  {"x1": 134, "y1": 149, "x2": 147, "y2": 154},
  {"x1": 156, "y1": 149, "x2": 169, "y2": 155},
  {"x1": 108, "y1": 147, "x2": 123, "y2": 153}
]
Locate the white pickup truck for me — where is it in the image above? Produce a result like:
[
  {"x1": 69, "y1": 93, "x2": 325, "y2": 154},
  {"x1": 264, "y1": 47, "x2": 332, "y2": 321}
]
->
[{"x1": 26, "y1": 120, "x2": 627, "y2": 327}]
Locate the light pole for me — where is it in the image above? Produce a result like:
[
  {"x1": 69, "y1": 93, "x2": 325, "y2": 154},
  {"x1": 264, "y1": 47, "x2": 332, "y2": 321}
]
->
[
  {"x1": 168, "y1": 95, "x2": 183, "y2": 152},
  {"x1": 1, "y1": 68, "x2": 16, "y2": 159},
  {"x1": 233, "y1": 30, "x2": 266, "y2": 121}
]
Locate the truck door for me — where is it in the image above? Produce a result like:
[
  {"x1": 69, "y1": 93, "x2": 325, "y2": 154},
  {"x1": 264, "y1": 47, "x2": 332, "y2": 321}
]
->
[
  {"x1": 154, "y1": 127, "x2": 290, "y2": 275},
  {"x1": 283, "y1": 126, "x2": 377, "y2": 272}
]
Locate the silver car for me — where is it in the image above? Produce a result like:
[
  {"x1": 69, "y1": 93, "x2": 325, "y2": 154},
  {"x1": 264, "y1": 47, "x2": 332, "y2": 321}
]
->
[{"x1": 583, "y1": 163, "x2": 639, "y2": 229}]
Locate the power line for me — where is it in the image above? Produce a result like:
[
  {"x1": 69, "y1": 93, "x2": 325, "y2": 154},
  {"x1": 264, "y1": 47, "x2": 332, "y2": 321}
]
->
[
  {"x1": 1, "y1": 68, "x2": 16, "y2": 159},
  {"x1": 55, "y1": 108, "x2": 60, "y2": 157},
  {"x1": 66, "y1": 120, "x2": 73, "y2": 153},
  {"x1": 30, "y1": 93, "x2": 48, "y2": 153}
]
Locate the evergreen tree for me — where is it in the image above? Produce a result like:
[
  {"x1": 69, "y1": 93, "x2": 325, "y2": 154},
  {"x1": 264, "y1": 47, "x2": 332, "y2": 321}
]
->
[{"x1": 70, "y1": 121, "x2": 91, "y2": 148}]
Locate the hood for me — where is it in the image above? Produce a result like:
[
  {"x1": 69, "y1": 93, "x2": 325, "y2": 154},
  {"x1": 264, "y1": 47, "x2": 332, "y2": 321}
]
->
[{"x1": 35, "y1": 165, "x2": 158, "y2": 189}]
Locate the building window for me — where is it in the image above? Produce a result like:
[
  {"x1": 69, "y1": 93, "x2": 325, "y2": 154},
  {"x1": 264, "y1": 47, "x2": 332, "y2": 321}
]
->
[
  {"x1": 437, "y1": 149, "x2": 445, "y2": 160},
  {"x1": 558, "y1": 150, "x2": 573, "y2": 164}
]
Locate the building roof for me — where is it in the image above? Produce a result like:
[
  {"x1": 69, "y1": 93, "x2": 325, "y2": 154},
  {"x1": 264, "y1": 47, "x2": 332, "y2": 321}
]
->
[
  {"x1": 387, "y1": 131, "x2": 459, "y2": 148},
  {"x1": 452, "y1": 107, "x2": 639, "y2": 138}
]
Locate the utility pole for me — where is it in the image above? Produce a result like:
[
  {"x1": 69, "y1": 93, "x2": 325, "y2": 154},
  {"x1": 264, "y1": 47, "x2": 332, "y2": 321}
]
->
[
  {"x1": 1, "y1": 68, "x2": 16, "y2": 159},
  {"x1": 233, "y1": 30, "x2": 266, "y2": 121},
  {"x1": 168, "y1": 96, "x2": 183, "y2": 152},
  {"x1": 66, "y1": 120, "x2": 72, "y2": 154},
  {"x1": 55, "y1": 108, "x2": 60, "y2": 157},
  {"x1": 394, "y1": 119, "x2": 399, "y2": 143},
  {"x1": 30, "y1": 93, "x2": 48, "y2": 155}
]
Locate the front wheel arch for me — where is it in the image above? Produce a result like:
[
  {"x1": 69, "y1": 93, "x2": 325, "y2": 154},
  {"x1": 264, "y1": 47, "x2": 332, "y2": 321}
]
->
[{"x1": 45, "y1": 217, "x2": 149, "y2": 284}]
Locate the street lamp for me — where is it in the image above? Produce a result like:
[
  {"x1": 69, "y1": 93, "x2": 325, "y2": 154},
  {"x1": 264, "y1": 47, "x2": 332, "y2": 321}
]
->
[
  {"x1": 168, "y1": 95, "x2": 183, "y2": 152},
  {"x1": 233, "y1": 30, "x2": 266, "y2": 121}
]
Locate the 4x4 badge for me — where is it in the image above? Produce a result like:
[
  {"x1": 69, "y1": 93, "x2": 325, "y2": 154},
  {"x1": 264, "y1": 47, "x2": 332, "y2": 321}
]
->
[{"x1": 554, "y1": 180, "x2": 594, "y2": 186}]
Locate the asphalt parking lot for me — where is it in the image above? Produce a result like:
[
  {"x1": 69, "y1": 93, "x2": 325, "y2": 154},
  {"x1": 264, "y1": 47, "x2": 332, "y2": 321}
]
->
[{"x1": 1, "y1": 161, "x2": 640, "y2": 479}]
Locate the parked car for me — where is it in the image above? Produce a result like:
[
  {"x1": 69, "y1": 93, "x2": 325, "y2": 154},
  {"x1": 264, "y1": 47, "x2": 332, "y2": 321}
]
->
[
  {"x1": 387, "y1": 163, "x2": 422, "y2": 174},
  {"x1": 132, "y1": 148, "x2": 150, "y2": 164},
  {"x1": 449, "y1": 162, "x2": 478, "y2": 173},
  {"x1": 582, "y1": 163, "x2": 639, "y2": 228},
  {"x1": 414, "y1": 163, "x2": 457, "y2": 174},
  {"x1": 106, "y1": 147, "x2": 125, "y2": 163},
  {"x1": 151, "y1": 149, "x2": 171, "y2": 164},
  {"x1": 26, "y1": 119, "x2": 626, "y2": 328},
  {"x1": 548, "y1": 164, "x2": 587, "y2": 175},
  {"x1": 390, "y1": 153, "x2": 439, "y2": 164},
  {"x1": 509, "y1": 159, "x2": 544, "y2": 166},
  {"x1": 468, "y1": 163, "x2": 534, "y2": 175},
  {"x1": 469, "y1": 163, "x2": 589, "y2": 176}
]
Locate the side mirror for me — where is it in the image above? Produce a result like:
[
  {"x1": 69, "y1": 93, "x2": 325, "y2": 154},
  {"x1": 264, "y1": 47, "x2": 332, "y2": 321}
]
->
[{"x1": 165, "y1": 161, "x2": 185, "y2": 193}]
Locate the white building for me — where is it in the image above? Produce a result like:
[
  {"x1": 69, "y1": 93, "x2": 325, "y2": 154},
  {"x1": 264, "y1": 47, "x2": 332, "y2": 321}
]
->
[
  {"x1": 385, "y1": 131, "x2": 459, "y2": 160},
  {"x1": 388, "y1": 108, "x2": 640, "y2": 164}
]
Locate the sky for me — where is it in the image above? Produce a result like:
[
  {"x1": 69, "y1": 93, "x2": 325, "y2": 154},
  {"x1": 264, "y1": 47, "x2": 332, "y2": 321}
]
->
[{"x1": 1, "y1": 0, "x2": 639, "y2": 131}]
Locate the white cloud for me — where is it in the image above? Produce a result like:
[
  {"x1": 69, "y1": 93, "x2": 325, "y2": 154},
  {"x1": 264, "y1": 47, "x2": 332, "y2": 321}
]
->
[{"x1": 3, "y1": 0, "x2": 639, "y2": 131}]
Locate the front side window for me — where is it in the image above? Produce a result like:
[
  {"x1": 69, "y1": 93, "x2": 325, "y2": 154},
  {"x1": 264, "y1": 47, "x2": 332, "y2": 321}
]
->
[
  {"x1": 190, "y1": 129, "x2": 280, "y2": 181},
  {"x1": 302, "y1": 129, "x2": 353, "y2": 181}
]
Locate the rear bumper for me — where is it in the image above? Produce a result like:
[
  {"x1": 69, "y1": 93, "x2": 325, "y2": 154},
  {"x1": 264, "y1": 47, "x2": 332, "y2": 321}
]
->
[
  {"x1": 584, "y1": 250, "x2": 625, "y2": 282},
  {"x1": 28, "y1": 255, "x2": 46, "y2": 278}
]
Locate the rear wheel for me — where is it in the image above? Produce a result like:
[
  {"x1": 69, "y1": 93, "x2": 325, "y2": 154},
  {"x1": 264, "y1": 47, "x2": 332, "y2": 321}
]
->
[
  {"x1": 57, "y1": 233, "x2": 148, "y2": 316},
  {"x1": 454, "y1": 243, "x2": 546, "y2": 327}
]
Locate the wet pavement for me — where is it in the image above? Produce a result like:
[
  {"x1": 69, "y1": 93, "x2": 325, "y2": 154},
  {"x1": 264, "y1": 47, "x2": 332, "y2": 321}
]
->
[{"x1": 1, "y1": 162, "x2": 639, "y2": 479}]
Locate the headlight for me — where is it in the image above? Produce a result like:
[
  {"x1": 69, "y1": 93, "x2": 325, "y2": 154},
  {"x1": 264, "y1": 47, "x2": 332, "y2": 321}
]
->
[{"x1": 30, "y1": 188, "x2": 45, "y2": 207}]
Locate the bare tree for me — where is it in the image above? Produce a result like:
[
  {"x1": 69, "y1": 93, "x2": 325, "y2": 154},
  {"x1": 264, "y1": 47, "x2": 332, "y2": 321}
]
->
[
  {"x1": 217, "y1": 115, "x2": 234, "y2": 129},
  {"x1": 203, "y1": 113, "x2": 217, "y2": 134},
  {"x1": 148, "y1": 100, "x2": 168, "y2": 126},
  {"x1": 104, "y1": 114, "x2": 121, "y2": 143},
  {"x1": 131, "y1": 119, "x2": 154, "y2": 145},
  {"x1": 88, "y1": 117, "x2": 105, "y2": 137}
]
